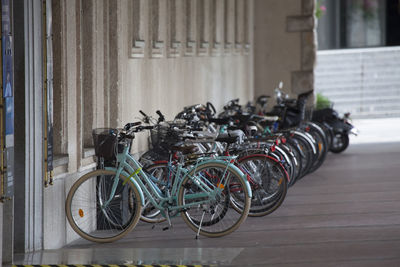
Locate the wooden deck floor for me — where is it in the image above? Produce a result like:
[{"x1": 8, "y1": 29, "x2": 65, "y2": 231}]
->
[{"x1": 14, "y1": 142, "x2": 400, "y2": 266}]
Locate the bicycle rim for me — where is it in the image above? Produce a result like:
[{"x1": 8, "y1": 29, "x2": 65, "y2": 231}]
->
[
  {"x1": 65, "y1": 170, "x2": 142, "y2": 243},
  {"x1": 237, "y1": 155, "x2": 288, "y2": 216},
  {"x1": 178, "y1": 162, "x2": 250, "y2": 237}
]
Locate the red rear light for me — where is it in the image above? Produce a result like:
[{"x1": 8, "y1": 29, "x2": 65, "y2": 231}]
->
[
  {"x1": 281, "y1": 136, "x2": 286, "y2": 144},
  {"x1": 305, "y1": 126, "x2": 310, "y2": 132},
  {"x1": 270, "y1": 145, "x2": 276, "y2": 152},
  {"x1": 275, "y1": 139, "x2": 279, "y2": 145}
]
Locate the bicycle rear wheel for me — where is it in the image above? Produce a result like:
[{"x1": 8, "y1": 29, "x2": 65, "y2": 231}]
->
[
  {"x1": 65, "y1": 169, "x2": 142, "y2": 243},
  {"x1": 237, "y1": 155, "x2": 288, "y2": 217},
  {"x1": 178, "y1": 162, "x2": 251, "y2": 238}
]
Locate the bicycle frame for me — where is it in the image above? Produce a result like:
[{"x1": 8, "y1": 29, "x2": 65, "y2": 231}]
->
[{"x1": 104, "y1": 145, "x2": 251, "y2": 217}]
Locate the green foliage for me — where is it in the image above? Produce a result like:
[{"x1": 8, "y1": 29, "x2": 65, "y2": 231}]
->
[
  {"x1": 315, "y1": 0, "x2": 327, "y2": 19},
  {"x1": 315, "y1": 93, "x2": 331, "y2": 110}
]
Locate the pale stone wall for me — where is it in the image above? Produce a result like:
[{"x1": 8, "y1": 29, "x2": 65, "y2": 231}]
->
[
  {"x1": 38, "y1": 0, "x2": 316, "y2": 250},
  {"x1": 253, "y1": 0, "x2": 316, "y2": 101},
  {"x1": 45, "y1": 0, "x2": 254, "y2": 248}
]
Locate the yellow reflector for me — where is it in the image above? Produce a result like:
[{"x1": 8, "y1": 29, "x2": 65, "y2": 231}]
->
[
  {"x1": 318, "y1": 142, "x2": 322, "y2": 152},
  {"x1": 217, "y1": 183, "x2": 225, "y2": 189},
  {"x1": 79, "y1": 209, "x2": 84, "y2": 218},
  {"x1": 278, "y1": 178, "x2": 283, "y2": 186}
]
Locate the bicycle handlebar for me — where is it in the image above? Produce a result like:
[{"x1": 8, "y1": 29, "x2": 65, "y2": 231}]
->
[
  {"x1": 156, "y1": 110, "x2": 165, "y2": 122},
  {"x1": 139, "y1": 110, "x2": 148, "y2": 117}
]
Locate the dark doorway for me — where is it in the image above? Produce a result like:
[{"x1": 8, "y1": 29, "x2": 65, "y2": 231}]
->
[{"x1": 386, "y1": 0, "x2": 400, "y2": 46}]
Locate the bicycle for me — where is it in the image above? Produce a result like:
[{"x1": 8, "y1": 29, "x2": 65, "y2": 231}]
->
[{"x1": 65, "y1": 123, "x2": 252, "y2": 243}]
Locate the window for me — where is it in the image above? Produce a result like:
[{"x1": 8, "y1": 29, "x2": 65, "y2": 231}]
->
[
  {"x1": 168, "y1": 0, "x2": 183, "y2": 56},
  {"x1": 185, "y1": 0, "x2": 196, "y2": 55},
  {"x1": 151, "y1": 0, "x2": 165, "y2": 57},
  {"x1": 243, "y1": 0, "x2": 251, "y2": 51},
  {"x1": 234, "y1": 0, "x2": 244, "y2": 50},
  {"x1": 199, "y1": 0, "x2": 210, "y2": 54},
  {"x1": 131, "y1": 0, "x2": 147, "y2": 57},
  {"x1": 224, "y1": 0, "x2": 234, "y2": 50},
  {"x1": 212, "y1": 0, "x2": 223, "y2": 53}
]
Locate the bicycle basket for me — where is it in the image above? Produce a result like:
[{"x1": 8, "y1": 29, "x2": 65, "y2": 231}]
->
[
  {"x1": 150, "y1": 123, "x2": 181, "y2": 149},
  {"x1": 92, "y1": 128, "x2": 119, "y2": 159}
]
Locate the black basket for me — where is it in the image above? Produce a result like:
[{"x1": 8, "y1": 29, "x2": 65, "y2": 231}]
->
[
  {"x1": 92, "y1": 128, "x2": 119, "y2": 159},
  {"x1": 150, "y1": 123, "x2": 181, "y2": 149}
]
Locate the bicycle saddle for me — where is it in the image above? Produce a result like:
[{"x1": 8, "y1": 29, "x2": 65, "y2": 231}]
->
[{"x1": 215, "y1": 135, "x2": 239, "y2": 144}]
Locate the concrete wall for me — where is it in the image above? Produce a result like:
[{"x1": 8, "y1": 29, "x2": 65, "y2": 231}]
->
[
  {"x1": 10, "y1": 0, "x2": 317, "y2": 251},
  {"x1": 43, "y1": 0, "x2": 254, "y2": 249},
  {"x1": 253, "y1": 0, "x2": 316, "y2": 101}
]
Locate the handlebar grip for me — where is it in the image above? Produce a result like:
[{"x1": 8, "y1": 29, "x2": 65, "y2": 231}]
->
[
  {"x1": 156, "y1": 110, "x2": 164, "y2": 117},
  {"x1": 139, "y1": 110, "x2": 148, "y2": 117},
  {"x1": 156, "y1": 110, "x2": 165, "y2": 122}
]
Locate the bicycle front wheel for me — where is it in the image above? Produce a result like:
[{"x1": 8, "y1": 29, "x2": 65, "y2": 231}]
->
[
  {"x1": 65, "y1": 169, "x2": 142, "y2": 243},
  {"x1": 178, "y1": 162, "x2": 251, "y2": 238}
]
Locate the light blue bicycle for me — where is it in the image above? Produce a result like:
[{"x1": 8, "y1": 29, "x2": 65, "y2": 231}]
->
[{"x1": 65, "y1": 123, "x2": 252, "y2": 243}]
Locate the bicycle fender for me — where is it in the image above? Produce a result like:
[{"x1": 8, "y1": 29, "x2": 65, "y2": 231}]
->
[
  {"x1": 293, "y1": 130, "x2": 317, "y2": 154},
  {"x1": 105, "y1": 167, "x2": 145, "y2": 206}
]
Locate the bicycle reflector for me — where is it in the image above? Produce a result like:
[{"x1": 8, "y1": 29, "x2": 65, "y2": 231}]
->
[
  {"x1": 270, "y1": 145, "x2": 276, "y2": 152},
  {"x1": 281, "y1": 136, "x2": 287, "y2": 144}
]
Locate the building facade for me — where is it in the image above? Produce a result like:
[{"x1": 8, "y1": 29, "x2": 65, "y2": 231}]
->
[{"x1": 1, "y1": 0, "x2": 316, "y2": 265}]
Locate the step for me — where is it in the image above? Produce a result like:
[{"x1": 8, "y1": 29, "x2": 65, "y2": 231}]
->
[
  {"x1": 316, "y1": 88, "x2": 400, "y2": 99},
  {"x1": 316, "y1": 83, "x2": 400, "y2": 93},
  {"x1": 333, "y1": 104, "x2": 400, "y2": 116}
]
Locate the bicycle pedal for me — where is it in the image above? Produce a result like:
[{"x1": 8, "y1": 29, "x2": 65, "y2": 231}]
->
[{"x1": 162, "y1": 226, "x2": 170, "y2": 231}]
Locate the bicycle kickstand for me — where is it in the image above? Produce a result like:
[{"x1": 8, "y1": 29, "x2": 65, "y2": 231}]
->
[
  {"x1": 195, "y1": 209, "x2": 206, "y2": 239},
  {"x1": 162, "y1": 209, "x2": 173, "y2": 231}
]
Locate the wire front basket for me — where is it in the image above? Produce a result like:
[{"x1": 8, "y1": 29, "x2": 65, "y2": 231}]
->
[
  {"x1": 92, "y1": 128, "x2": 119, "y2": 159},
  {"x1": 149, "y1": 122, "x2": 182, "y2": 149}
]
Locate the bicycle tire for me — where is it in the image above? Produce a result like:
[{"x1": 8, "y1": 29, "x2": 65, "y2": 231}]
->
[
  {"x1": 305, "y1": 123, "x2": 329, "y2": 173},
  {"x1": 65, "y1": 169, "x2": 142, "y2": 243},
  {"x1": 178, "y1": 162, "x2": 251, "y2": 238},
  {"x1": 284, "y1": 139, "x2": 303, "y2": 186},
  {"x1": 291, "y1": 132, "x2": 314, "y2": 179},
  {"x1": 330, "y1": 132, "x2": 349, "y2": 153},
  {"x1": 237, "y1": 154, "x2": 288, "y2": 217}
]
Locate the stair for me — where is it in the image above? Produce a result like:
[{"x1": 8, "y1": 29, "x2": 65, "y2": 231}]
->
[{"x1": 315, "y1": 47, "x2": 400, "y2": 119}]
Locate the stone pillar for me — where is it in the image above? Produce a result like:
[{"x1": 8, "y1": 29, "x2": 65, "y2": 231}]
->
[
  {"x1": 253, "y1": 0, "x2": 316, "y2": 100},
  {"x1": 287, "y1": 0, "x2": 316, "y2": 95}
]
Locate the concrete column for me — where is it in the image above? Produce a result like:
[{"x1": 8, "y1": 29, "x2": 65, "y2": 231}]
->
[
  {"x1": 253, "y1": 0, "x2": 316, "y2": 99},
  {"x1": 0, "y1": 204, "x2": 2, "y2": 266},
  {"x1": 65, "y1": 0, "x2": 79, "y2": 172},
  {"x1": 24, "y1": 0, "x2": 44, "y2": 252},
  {"x1": 109, "y1": 0, "x2": 120, "y2": 128},
  {"x1": 82, "y1": 0, "x2": 95, "y2": 147},
  {"x1": 13, "y1": 0, "x2": 26, "y2": 255}
]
